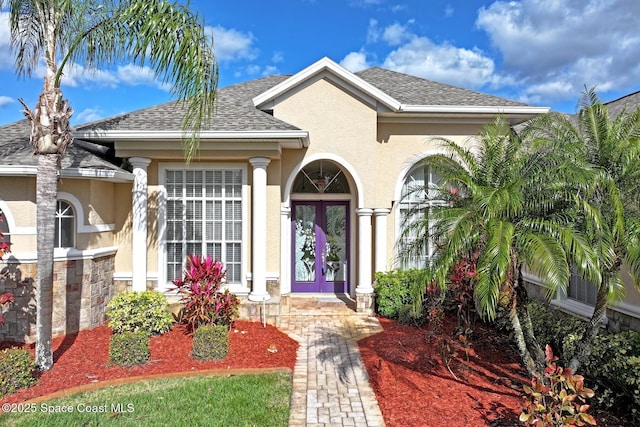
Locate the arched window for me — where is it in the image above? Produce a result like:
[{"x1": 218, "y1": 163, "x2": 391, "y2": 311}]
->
[
  {"x1": 293, "y1": 160, "x2": 349, "y2": 194},
  {"x1": 55, "y1": 200, "x2": 76, "y2": 248},
  {"x1": 397, "y1": 160, "x2": 445, "y2": 269}
]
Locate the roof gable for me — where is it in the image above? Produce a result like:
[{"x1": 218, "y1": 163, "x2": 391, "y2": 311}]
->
[{"x1": 252, "y1": 57, "x2": 402, "y2": 112}]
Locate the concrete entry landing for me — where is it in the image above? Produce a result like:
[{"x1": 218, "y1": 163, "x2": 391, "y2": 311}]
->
[{"x1": 279, "y1": 296, "x2": 386, "y2": 427}]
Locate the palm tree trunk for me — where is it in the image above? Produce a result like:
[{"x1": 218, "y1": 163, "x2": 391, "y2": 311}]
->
[
  {"x1": 35, "y1": 153, "x2": 58, "y2": 371},
  {"x1": 568, "y1": 279, "x2": 609, "y2": 372},
  {"x1": 515, "y1": 267, "x2": 545, "y2": 370}
]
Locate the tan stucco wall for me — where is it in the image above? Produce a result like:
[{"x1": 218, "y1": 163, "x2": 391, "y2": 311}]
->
[{"x1": 0, "y1": 176, "x2": 122, "y2": 254}]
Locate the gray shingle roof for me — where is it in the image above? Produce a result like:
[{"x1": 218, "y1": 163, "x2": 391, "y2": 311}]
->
[
  {"x1": 356, "y1": 67, "x2": 528, "y2": 107},
  {"x1": 0, "y1": 120, "x2": 128, "y2": 171},
  {"x1": 77, "y1": 75, "x2": 300, "y2": 132},
  {"x1": 605, "y1": 91, "x2": 640, "y2": 119}
]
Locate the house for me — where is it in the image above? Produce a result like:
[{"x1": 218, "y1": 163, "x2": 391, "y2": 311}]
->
[{"x1": 16, "y1": 56, "x2": 639, "y2": 342}]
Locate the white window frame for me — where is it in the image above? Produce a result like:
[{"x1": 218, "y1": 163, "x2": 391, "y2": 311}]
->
[
  {"x1": 396, "y1": 160, "x2": 446, "y2": 269},
  {"x1": 157, "y1": 163, "x2": 249, "y2": 294},
  {"x1": 55, "y1": 199, "x2": 76, "y2": 248}
]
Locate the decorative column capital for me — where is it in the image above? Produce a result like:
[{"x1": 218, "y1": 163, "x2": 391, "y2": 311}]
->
[
  {"x1": 129, "y1": 157, "x2": 151, "y2": 169},
  {"x1": 356, "y1": 208, "x2": 374, "y2": 217},
  {"x1": 249, "y1": 156, "x2": 271, "y2": 169},
  {"x1": 373, "y1": 208, "x2": 391, "y2": 217}
]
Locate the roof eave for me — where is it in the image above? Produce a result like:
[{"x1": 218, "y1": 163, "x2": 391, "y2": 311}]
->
[
  {"x1": 73, "y1": 130, "x2": 310, "y2": 148},
  {"x1": 0, "y1": 166, "x2": 133, "y2": 183}
]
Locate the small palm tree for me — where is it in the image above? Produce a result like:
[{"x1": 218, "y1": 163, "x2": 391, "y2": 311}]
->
[
  {"x1": 530, "y1": 88, "x2": 640, "y2": 371},
  {"x1": 2, "y1": 0, "x2": 218, "y2": 371},
  {"x1": 400, "y1": 116, "x2": 600, "y2": 375}
]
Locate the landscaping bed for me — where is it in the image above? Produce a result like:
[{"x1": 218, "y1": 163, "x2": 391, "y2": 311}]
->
[{"x1": 0, "y1": 320, "x2": 298, "y2": 405}]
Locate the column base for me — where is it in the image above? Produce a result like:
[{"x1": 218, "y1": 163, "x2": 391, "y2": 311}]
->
[{"x1": 355, "y1": 290, "x2": 375, "y2": 315}]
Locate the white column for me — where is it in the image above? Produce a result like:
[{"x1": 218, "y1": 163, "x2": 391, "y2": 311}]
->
[
  {"x1": 280, "y1": 206, "x2": 292, "y2": 295},
  {"x1": 355, "y1": 208, "x2": 374, "y2": 294},
  {"x1": 374, "y1": 208, "x2": 391, "y2": 273},
  {"x1": 130, "y1": 157, "x2": 151, "y2": 292},
  {"x1": 248, "y1": 157, "x2": 271, "y2": 302}
]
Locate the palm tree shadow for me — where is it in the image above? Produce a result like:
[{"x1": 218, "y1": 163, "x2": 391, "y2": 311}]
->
[{"x1": 313, "y1": 327, "x2": 361, "y2": 385}]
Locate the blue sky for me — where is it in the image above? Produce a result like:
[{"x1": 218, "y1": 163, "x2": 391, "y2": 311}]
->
[{"x1": 1, "y1": 0, "x2": 640, "y2": 126}]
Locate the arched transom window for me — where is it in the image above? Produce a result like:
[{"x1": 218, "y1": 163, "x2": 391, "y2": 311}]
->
[{"x1": 293, "y1": 160, "x2": 349, "y2": 194}]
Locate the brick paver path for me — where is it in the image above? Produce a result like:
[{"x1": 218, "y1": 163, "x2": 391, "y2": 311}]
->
[{"x1": 279, "y1": 297, "x2": 386, "y2": 427}]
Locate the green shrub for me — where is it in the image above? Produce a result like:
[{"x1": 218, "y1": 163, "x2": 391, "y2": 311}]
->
[
  {"x1": 109, "y1": 331, "x2": 150, "y2": 367},
  {"x1": 397, "y1": 303, "x2": 426, "y2": 326},
  {"x1": 526, "y1": 300, "x2": 640, "y2": 421},
  {"x1": 106, "y1": 290, "x2": 173, "y2": 335},
  {"x1": 0, "y1": 348, "x2": 36, "y2": 397},
  {"x1": 374, "y1": 269, "x2": 425, "y2": 319},
  {"x1": 580, "y1": 330, "x2": 640, "y2": 419},
  {"x1": 192, "y1": 325, "x2": 229, "y2": 360}
]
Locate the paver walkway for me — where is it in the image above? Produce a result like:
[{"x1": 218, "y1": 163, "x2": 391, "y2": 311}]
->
[{"x1": 279, "y1": 296, "x2": 386, "y2": 427}]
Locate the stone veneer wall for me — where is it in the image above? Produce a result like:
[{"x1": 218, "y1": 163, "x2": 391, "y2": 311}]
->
[{"x1": 0, "y1": 254, "x2": 115, "y2": 343}]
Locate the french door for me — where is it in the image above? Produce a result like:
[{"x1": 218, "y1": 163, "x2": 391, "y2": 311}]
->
[{"x1": 291, "y1": 201, "x2": 349, "y2": 293}]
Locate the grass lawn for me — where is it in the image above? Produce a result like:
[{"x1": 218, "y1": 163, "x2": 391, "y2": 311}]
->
[{"x1": 0, "y1": 372, "x2": 291, "y2": 427}]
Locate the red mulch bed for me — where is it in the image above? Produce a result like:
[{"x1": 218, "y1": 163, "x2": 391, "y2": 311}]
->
[
  {"x1": 359, "y1": 316, "x2": 633, "y2": 427},
  {"x1": 0, "y1": 321, "x2": 298, "y2": 404},
  {"x1": 359, "y1": 316, "x2": 527, "y2": 427},
  {"x1": 1, "y1": 316, "x2": 633, "y2": 426}
]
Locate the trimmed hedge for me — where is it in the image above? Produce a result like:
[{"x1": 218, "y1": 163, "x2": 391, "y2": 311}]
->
[
  {"x1": 109, "y1": 331, "x2": 151, "y2": 367},
  {"x1": 106, "y1": 290, "x2": 173, "y2": 336},
  {"x1": 374, "y1": 269, "x2": 426, "y2": 319},
  {"x1": 192, "y1": 325, "x2": 229, "y2": 360},
  {"x1": 0, "y1": 348, "x2": 36, "y2": 397}
]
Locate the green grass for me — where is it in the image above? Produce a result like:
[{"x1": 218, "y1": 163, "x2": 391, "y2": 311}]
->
[{"x1": 0, "y1": 372, "x2": 291, "y2": 427}]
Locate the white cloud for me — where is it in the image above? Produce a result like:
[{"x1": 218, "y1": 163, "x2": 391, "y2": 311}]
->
[
  {"x1": 382, "y1": 37, "x2": 496, "y2": 89},
  {"x1": 382, "y1": 22, "x2": 411, "y2": 46},
  {"x1": 210, "y1": 25, "x2": 257, "y2": 62},
  {"x1": 366, "y1": 19, "x2": 380, "y2": 44},
  {"x1": 340, "y1": 51, "x2": 372, "y2": 73},
  {"x1": 0, "y1": 95, "x2": 14, "y2": 107},
  {"x1": 476, "y1": 0, "x2": 640, "y2": 102}
]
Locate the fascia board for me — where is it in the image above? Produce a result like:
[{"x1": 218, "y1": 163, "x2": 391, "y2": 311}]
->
[
  {"x1": 252, "y1": 57, "x2": 402, "y2": 111},
  {"x1": 0, "y1": 165, "x2": 133, "y2": 182},
  {"x1": 74, "y1": 129, "x2": 309, "y2": 144},
  {"x1": 399, "y1": 105, "x2": 550, "y2": 114}
]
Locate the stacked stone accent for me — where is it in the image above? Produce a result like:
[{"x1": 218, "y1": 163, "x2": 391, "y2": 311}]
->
[{"x1": 0, "y1": 255, "x2": 115, "y2": 343}]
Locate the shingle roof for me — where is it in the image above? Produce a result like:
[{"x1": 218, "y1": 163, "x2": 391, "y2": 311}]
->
[
  {"x1": 355, "y1": 67, "x2": 528, "y2": 107},
  {"x1": 605, "y1": 91, "x2": 640, "y2": 119},
  {"x1": 77, "y1": 75, "x2": 300, "y2": 132},
  {"x1": 0, "y1": 120, "x2": 128, "y2": 171}
]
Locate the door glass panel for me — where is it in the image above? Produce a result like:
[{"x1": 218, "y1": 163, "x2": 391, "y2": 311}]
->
[
  {"x1": 324, "y1": 205, "x2": 346, "y2": 282},
  {"x1": 294, "y1": 205, "x2": 316, "y2": 282}
]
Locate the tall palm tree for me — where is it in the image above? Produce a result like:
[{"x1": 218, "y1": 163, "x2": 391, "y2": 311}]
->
[
  {"x1": 1, "y1": 0, "x2": 218, "y2": 371},
  {"x1": 399, "y1": 116, "x2": 600, "y2": 375},
  {"x1": 530, "y1": 88, "x2": 640, "y2": 372}
]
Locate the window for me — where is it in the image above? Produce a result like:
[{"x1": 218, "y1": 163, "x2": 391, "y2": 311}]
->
[
  {"x1": 567, "y1": 269, "x2": 597, "y2": 306},
  {"x1": 398, "y1": 161, "x2": 445, "y2": 269},
  {"x1": 165, "y1": 169, "x2": 243, "y2": 284},
  {"x1": 55, "y1": 200, "x2": 76, "y2": 248},
  {"x1": 293, "y1": 160, "x2": 349, "y2": 194}
]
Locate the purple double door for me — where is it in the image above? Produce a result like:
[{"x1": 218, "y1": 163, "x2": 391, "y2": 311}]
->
[{"x1": 291, "y1": 201, "x2": 349, "y2": 293}]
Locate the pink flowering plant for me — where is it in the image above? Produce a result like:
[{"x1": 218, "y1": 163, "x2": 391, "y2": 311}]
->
[
  {"x1": 171, "y1": 255, "x2": 240, "y2": 332},
  {"x1": 0, "y1": 212, "x2": 12, "y2": 326}
]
